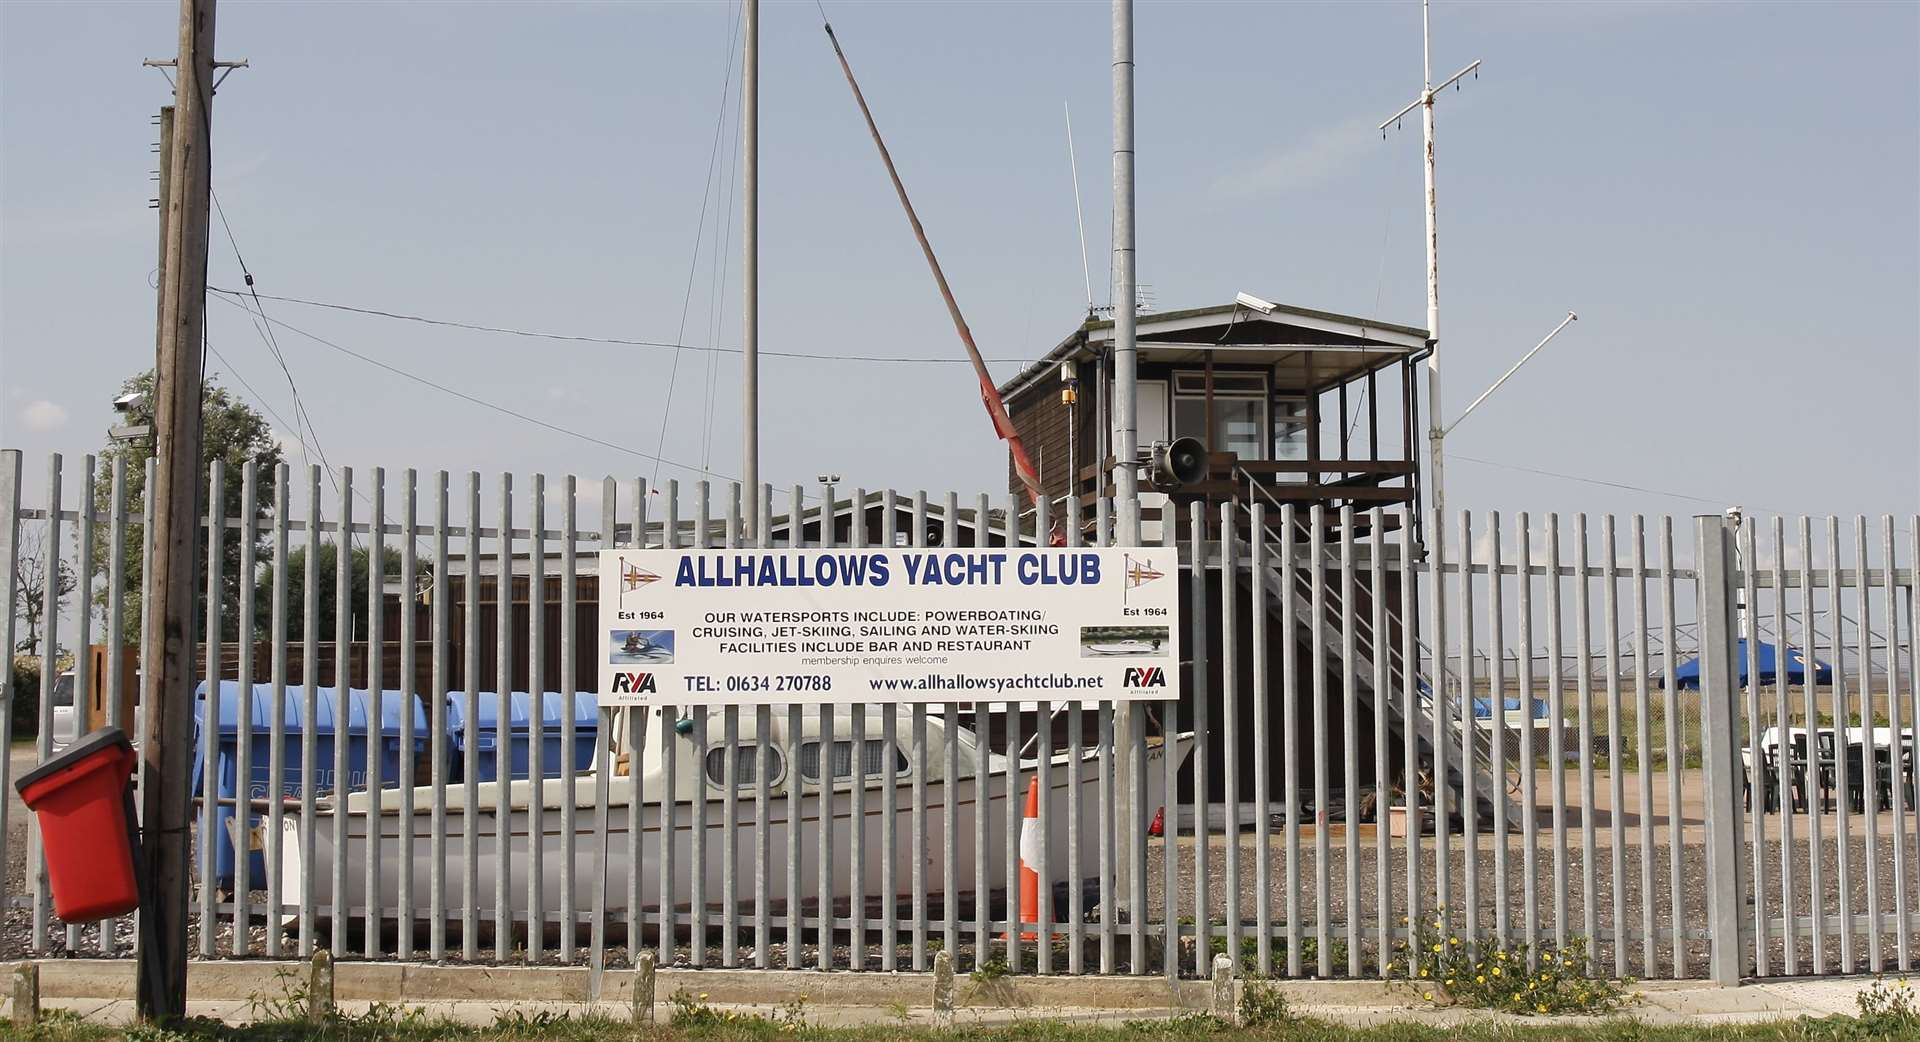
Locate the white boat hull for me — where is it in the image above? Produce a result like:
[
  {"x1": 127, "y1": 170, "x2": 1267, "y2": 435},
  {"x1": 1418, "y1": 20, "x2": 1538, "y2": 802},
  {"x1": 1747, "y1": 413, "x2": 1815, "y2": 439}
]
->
[{"x1": 285, "y1": 734, "x2": 1192, "y2": 931}]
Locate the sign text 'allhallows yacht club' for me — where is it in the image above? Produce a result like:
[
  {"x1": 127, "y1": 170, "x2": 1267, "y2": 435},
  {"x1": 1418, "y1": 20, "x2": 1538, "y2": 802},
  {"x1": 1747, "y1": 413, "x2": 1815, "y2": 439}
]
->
[{"x1": 597, "y1": 548, "x2": 1181, "y2": 706}]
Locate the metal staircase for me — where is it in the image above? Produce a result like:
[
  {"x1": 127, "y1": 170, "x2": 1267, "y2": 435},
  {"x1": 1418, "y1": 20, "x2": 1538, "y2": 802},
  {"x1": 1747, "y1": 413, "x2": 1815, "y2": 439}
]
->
[{"x1": 1222, "y1": 484, "x2": 1525, "y2": 827}]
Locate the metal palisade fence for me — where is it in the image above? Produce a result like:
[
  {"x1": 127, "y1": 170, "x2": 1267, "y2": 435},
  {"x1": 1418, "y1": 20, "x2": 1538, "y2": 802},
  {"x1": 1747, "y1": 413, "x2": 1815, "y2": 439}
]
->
[{"x1": 0, "y1": 448, "x2": 1915, "y2": 983}]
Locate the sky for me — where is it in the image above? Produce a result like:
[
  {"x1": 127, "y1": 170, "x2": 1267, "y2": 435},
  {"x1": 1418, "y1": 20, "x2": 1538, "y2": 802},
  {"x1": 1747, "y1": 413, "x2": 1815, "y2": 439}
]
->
[{"x1": 2, "y1": 0, "x2": 1917, "y2": 535}]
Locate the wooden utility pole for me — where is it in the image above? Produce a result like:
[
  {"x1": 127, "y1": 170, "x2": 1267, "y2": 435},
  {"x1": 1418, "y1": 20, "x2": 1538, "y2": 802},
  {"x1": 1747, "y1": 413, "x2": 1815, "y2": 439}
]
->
[
  {"x1": 139, "y1": 0, "x2": 217, "y2": 1022},
  {"x1": 154, "y1": 107, "x2": 174, "y2": 350}
]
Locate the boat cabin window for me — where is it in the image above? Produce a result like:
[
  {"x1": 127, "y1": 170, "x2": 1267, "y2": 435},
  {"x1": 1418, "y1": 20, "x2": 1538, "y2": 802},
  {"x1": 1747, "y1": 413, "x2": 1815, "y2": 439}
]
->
[
  {"x1": 703, "y1": 744, "x2": 786, "y2": 790},
  {"x1": 797, "y1": 739, "x2": 909, "y2": 782}
]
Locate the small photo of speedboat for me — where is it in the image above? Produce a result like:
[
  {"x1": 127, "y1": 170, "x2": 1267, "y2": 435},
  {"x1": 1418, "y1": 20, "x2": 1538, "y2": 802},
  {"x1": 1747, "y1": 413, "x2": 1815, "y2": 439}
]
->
[
  {"x1": 1079, "y1": 625, "x2": 1169, "y2": 658},
  {"x1": 609, "y1": 629, "x2": 675, "y2": 664}
]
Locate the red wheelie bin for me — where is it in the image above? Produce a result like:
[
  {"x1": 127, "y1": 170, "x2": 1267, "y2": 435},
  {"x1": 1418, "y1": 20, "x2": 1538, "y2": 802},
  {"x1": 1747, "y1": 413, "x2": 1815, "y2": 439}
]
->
[{"x1": 15, "y1": 727, "x2": 141, "y2": 922}]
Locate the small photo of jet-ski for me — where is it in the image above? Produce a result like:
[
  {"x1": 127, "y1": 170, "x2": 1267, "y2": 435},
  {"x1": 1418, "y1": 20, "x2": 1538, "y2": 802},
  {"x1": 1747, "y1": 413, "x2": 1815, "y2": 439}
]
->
[
  {"x1": 1079, "y1": 625, "x2": 1170, "y2": 658},
  {"x1": 609, "y1": 629, "x2": 675, "y2": 664}
]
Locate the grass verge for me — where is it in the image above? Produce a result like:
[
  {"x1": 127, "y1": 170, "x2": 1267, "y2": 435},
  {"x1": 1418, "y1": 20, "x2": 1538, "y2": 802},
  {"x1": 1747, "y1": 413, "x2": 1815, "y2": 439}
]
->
[{"x1": 0, "y1": 1004, "x2": 1913, "y2": 1042}]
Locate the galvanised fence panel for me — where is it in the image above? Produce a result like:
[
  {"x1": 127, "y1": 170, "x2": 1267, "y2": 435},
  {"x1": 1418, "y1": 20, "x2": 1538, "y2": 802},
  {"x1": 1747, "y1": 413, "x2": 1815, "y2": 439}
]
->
[{"x1": 0, "y1": 448, "x2": 1913, "y2": 983}]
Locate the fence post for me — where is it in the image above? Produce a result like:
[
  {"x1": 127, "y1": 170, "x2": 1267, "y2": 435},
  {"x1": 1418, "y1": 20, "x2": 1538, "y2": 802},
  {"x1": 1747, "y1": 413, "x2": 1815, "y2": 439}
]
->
[
  {"x1": 1695, "y1": 515, "x2": 1747, "y2": 985},
  {"x1": 308, "y1": 948, "x2": 334, "y2": 1023},
  {"x1": 633, "y1": 950, "x2": 655, "y2": 1024},
  {"x1": 932, "y1": 949, "x2": 955, "y2": 1029},
  {"x1": 11, "y1": 961, "x2": 38, "y2": 1028}
]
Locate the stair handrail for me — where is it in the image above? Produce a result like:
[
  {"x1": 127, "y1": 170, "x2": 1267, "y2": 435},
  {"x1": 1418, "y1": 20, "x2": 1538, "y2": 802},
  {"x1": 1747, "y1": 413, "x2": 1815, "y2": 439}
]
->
[
  {"x1": 1224, "y1": 474, "x2": 1526, "y2": 799},
  {"x1": 1230, "y1": 467, "x2": 1516, "y2": 729}
]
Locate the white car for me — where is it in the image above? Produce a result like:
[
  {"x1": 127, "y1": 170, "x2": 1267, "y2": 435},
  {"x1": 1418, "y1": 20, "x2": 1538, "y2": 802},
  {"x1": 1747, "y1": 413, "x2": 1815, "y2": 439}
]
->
[{"x1": 49, "y1": 671, "x2": 78, "y2": 749}]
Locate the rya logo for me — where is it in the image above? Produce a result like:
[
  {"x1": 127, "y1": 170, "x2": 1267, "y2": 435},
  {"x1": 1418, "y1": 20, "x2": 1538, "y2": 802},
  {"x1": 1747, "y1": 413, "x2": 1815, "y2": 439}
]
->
[
  {"x1": 610, "y1": 672, "x2": 658, "y2": 694},
  {"x1": 1122, "y1": 666, "x2": 1165, "y2": 688}
]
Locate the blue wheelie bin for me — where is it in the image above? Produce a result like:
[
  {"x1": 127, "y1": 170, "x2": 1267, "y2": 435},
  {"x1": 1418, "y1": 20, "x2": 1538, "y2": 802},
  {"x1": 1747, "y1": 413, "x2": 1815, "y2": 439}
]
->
[
  {"x1": 444, "y1": 691, "x2": 598, "y2": 782},
  {"x1": 192, "y1": 681, "x2": 433, "y2": 890}
]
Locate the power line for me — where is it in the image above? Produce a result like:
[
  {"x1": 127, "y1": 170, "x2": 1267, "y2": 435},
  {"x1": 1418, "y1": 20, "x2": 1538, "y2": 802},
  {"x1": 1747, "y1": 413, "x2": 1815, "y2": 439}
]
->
[
  {"x1": 201, "y1": 285, "x2": 1037, "y2": 365},
  {"x1": 208, "y1": 291, "x2": 725, "y2": 479},
  {"x1": 210, "y1": 190, "x2": 341, "y2": 497},
  {"x1": 1452, "y1": 453, "x2": 1813, "y2": 519},
  {"x1": 655, "y1": 2, "x2": 745, "y2": 488},
  {"x1": 702, "y1": 21, "x2": 746, "y2": 479}
]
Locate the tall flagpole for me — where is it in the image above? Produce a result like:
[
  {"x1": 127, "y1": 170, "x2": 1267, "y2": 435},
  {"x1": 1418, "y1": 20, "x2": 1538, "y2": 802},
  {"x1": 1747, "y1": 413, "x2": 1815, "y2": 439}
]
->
[
  {"x1": 741, "y1": 0, "x2": 760, "y2": 535},
  {"x1": 1109, "y1": 0, "x2": 1141, "y2": 933},
  {"x1": 1110, "y1": 0, "x2": 1139, "y2": 546}
]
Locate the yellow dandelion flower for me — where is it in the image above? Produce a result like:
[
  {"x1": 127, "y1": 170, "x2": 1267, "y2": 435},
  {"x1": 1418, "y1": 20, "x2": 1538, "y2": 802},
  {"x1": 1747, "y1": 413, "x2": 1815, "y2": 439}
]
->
[
  {"x1": 1423, "y1": 992, "x2": 1435, "y2": 1002},
  {"x1": 1450, "y1": 937, "x2": 1461, "y2": 946},
  {"x1": 1476, "y1": 975, "x2": 1486, "y2": 985},
  {"x1": 1537, "y1": 1004, "x2": 1549, "y2": 1013},
  {"x1": 1492, "y1": 968, "x2": 1502, "y2": 977},
  {"x1": 1433, "y1": 943, "x2": 1444, "y2": 953}
]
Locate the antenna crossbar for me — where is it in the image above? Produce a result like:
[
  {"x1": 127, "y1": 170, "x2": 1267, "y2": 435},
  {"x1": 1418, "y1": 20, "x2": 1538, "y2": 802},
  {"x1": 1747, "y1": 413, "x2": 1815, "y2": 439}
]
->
[{"x1": 1378, "y1": 59, "x2": 1482, "y2": 132}]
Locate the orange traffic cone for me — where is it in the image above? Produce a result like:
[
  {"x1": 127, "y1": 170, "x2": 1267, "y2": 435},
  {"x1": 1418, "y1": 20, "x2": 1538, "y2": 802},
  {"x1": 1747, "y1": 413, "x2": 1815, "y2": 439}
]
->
[{"x1": 1006, "y1": 777, "x2": 1041, "y2": 941}]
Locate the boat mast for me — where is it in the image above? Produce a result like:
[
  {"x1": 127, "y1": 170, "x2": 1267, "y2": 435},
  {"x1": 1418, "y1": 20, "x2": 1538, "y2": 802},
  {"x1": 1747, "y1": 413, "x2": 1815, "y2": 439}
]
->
[
  {"x1": 1110, "y1": 0, "x2": 1139, "y2": 545},
  {"x1": 741, "y1": 0, "x2": 760, "y2": 536},
  {"x1": 1109, "y1": 0, "x2": 1143, "y2": 940}
]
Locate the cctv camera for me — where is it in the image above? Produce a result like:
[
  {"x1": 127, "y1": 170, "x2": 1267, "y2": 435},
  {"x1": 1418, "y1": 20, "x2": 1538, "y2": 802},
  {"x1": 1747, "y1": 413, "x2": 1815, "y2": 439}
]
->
[
  {"x1": 1234, "y1": 292, "x2": 1278, "y2": 315},
  {"x1": 113, "y1": 391, "x2": 148, "y2": 414}
]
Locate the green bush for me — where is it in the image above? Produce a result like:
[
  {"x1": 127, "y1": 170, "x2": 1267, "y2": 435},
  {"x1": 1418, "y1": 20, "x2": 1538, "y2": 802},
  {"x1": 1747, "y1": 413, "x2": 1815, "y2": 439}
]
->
[{"x1": 10, "y1": 656, "x2": 40, "y2": 739}]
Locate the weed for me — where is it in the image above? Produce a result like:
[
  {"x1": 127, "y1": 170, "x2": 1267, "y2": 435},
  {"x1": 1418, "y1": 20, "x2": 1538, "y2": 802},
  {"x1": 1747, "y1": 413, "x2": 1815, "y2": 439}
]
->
[
  {"x1": 668, "y1": 988, "x2": 806, "y2": 1033},
  {"x1": 970, "y1": 957, "x2": 1010, "y2": 983},
  {"x1": 1856, "y1": 977, "x2": 1920, "y2": 1034},
  {"x1": 242, "y1": 968, "x2": 310, "y2": 1024},
  {"x1": 773, "y1": 997, "x2": 809, "y2": 1033},
  {"x1": 119, "y1": 1026, "x2": 195, "y2": 1042},
  {"x1": 15, "y1": 1010, "x2": 97, "y2": 1042},
  {"x1": 1120, "y1": 1012, "x2": 1227, "y2": 1035},
  {"x1": 1209, "y1": 933, "x2": 1349, "y2": 976},
  {"x1": 1237, "y1": 977, "x2": 1295, "y2": 1028},
  {"x1": 669, "y1": 990, "x2": 728, "y2": 1027},
  {"x1": 490, "y1": 1010, "x2": 571, "y2": 1036},
  {"x1": 1386, "y1": 907, "x2": 1629, "y2": 1015}
]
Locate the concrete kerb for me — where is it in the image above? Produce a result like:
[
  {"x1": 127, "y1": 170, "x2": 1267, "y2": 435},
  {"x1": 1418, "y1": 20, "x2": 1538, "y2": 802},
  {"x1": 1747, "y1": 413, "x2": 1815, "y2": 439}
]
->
[
  {"x1": 0, "y1": 959, "x2": 1330, "y2": 1013},
  {"x1": 0, "y1": 959, "x2": 1886, "y2": 1028}
]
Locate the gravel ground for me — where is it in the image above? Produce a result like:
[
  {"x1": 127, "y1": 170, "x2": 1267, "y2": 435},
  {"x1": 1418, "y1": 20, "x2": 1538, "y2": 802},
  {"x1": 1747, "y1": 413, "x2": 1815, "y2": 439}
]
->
[
  {"x1": 8, "y1": 828, "x2": 1916, "y2": 981},
  {"x1": 7, "y1": 733, "x2": 1916, "y2": 981}
]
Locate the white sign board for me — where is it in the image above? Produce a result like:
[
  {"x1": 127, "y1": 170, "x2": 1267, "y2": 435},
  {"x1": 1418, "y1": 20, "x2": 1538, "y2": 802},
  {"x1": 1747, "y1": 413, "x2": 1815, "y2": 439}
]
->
[{"x1": 596, "y1": 547, "x2": 1180, "y2": 706}]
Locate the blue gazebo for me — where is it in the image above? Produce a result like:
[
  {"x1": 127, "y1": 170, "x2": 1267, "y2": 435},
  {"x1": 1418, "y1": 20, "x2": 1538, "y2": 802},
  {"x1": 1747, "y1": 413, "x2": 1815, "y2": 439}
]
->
[{"x1": 1672, "y1": 638, "x2": 1833, "y2": 689}]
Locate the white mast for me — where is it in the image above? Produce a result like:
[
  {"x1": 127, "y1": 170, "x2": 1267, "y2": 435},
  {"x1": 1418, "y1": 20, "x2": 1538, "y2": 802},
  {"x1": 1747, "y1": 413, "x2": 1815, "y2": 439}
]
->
[
  {"x1": 1111, "y1": 0, "x2": 1139, "y2": 545},
  {"x1": 1379, "y1": 0, "x2": 1479, "y2": 521},
  {"x1": 741, "y1": 0, "x2": 760, "y2": 535}
]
